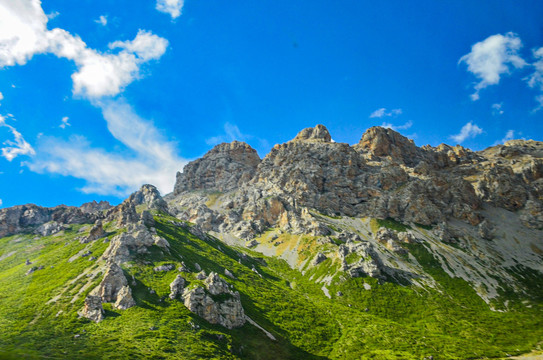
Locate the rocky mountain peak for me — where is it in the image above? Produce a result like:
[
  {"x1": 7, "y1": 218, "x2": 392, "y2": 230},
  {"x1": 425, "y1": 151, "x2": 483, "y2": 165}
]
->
[
  {"x1": 291, "y1": 124, "x2": 332, "y2": 143},
  {"x1": 355, "y1": 126, "x2": 420, "y2": 165},
  {"x1": 174, "y1": 141, "x2": 261, "y2": 194},
  {"x1": 125, "y1": 184, "x2": 168, "y2": 212}
]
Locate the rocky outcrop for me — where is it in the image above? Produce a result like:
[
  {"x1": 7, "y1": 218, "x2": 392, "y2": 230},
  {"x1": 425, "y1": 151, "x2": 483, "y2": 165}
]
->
[
  {"x1": 0, "y1": 204, "x2": 96, "y2": 238},
  {"x1": 182, "y1": 272, "x2": 245, "y2": 329},
  {"x1": 80, "y1": 200, "x2": 111, "y2": 213},
  {"x1": 81, "y1": 295, "x2": 105, "y2": 322},
  {"x1": 169, "y1": 275, "x2": 185, "y2": 300},
  {"x1": 114, "y1": 286, "x2": 136, "y2": 310},
  {"x1": 125, "y1": 184, "x2": 168, "y2": 213},
  {"x1": 338, "y1": 241, "x2": 382, "y2": 278},
  {"x1": 91, "y1": 263, "x2": 135, "y2": 310},
  {"x1": 174, "y1": 141, "x2": 260, "y2": 194},
  {"x1": 35, "y1": 221, "x2": 63, "y2": 237},
  {"x1": 101, "y1": 222, "x2": 156, "y2": 264},
  {"x1": 82, "y1": 220, "x2": 106, "y2": 243},
  {"x1": 355, "y1": 126, "x2": 422, "y2": 166}
]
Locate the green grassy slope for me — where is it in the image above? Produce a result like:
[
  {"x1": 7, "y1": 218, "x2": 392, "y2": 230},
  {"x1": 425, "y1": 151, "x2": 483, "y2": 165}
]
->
[{"x1": 0, "y1": 215, "x2": 542, "y2": 359}]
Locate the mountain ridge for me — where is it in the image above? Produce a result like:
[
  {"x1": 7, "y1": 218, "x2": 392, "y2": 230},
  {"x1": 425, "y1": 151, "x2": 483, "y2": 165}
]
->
[{"x1": 1, "y1": 125, "x2": 542, "y2": 359}]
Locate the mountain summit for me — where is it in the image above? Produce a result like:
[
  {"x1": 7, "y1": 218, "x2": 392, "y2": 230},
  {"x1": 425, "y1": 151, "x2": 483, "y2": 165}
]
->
[{"x1": 1, "y1": 125, "x2": 543, "y2": 359}]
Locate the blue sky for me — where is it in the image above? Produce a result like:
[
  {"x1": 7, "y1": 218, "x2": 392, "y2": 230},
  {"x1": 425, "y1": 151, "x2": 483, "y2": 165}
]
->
[{"x1": 0, "y1": 0, "x2": 542, "y2": 208}]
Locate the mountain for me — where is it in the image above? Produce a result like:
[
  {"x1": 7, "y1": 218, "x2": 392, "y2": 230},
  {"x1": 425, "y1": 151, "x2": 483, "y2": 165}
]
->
[{"x1": 1, "y1": 125, "x2": 542, "y2": 359}]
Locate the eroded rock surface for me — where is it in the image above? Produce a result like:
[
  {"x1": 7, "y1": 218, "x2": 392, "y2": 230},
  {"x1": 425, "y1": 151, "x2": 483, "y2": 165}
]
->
[{"x1": 183, "y1": 272, "x2": 245, "y2": 329}]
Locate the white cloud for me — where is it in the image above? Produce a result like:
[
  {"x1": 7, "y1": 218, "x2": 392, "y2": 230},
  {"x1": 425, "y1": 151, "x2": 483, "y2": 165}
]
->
[
  {"x1": 0, "y1": 199, "x2": 2, "y2": 206},
  {"x1": 46, "y1": 11, "x2": 59, "y2": 20},
  {"x1": 0, "y1": 115, "x2": 35, "y2": 161},
  {"x1": 369, "y1": 108, "x2": 402, "y2": 118},
  {"x1": 206, "y1": 122, "x2": 248, "y2": 145},
  {"x1": 0, "y1": 92, "x2": 3, "y2": 101},
  {"x1": 501, "y1": 129, "x2": 515, "y2": 143},
  {"x1": 27, "y1": 99, "x2": 186, "y2": 196},
  {"x1": 0, "y1": 1, "x2": 168, "y2": 98},
  {"x1": 380, "y1": 120, "x2": 413, "y2": 132},
  {"x1": 59, "y1": 116, "x2": 70, "y2": 129},
  {"x1": 449, "y1": 122, "x2": 483, "y2": 144},
  {"x1": 491, "y1": 103, "x2": 504, "y2": 115},
  {"x1": 95, "y1": 15, "x2": 107, "y2": 26},
  {"x1": 459, "y1": 32, "x2": 526, "y2": 100},
  {"x1": 526, "y1": 47, "x2": 543, "y2": 112},
  {"x1": 156, "y1": 0, "x2": 184, "y2": 19}
]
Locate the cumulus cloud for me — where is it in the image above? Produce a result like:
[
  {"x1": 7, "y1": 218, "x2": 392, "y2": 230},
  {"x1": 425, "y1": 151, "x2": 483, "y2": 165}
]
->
[
  {"x1": 59, "y1": 116, "x2": 70, "y2": 129},
  {"x1": 95, "y1": 15, "x2": 107, "y2": 26},
  {"x1": 0, "y1": 92, "x2": 3, "y2": 101},
  {"x1": 380, "y1": 120, "x2": 413, "y2": 132},
  {"x1": 491, "y1": 103, "x2": 504, "y2": 115},
  {"x1": 28, "y1": 100, "x2": 186, "y2": 196},
  {"x1": 450, "y1": 122, "x2": 483, "y2": 144},
  {"x1": 369, "y1": 108, "x2": 402, "y2": 118},
  {"x1": 156, "y1": 0, "x2": 184, "y2": 19},
  {"x1": 0, "y1": 115, "x2": 35, "y2": 161},
  {"x1": 0, "y1": 1, "x2": 168, "y2": 98},
  {"x1": 459, "y1": 32, "x2": 526, "y2": 100}
]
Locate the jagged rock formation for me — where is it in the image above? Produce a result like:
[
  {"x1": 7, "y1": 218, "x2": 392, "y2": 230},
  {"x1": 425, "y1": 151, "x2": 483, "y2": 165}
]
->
[
  {"x1": 174, "y1": 141, "x2": 260, "y2": 194},
  {"x1": 81, "y1": 295, "x2": 105, "y2": 323},
  {"x1": 182, "y1": 272, "x2": 246, "y2": 329},
  {"x1": 0, "y1": 204, "x2": 97, "y2": 238},
  {"x1": 171, "y1": 125, "x2": 543, "y2": 240},
  {"x1": 169, "y1": 275, "x2": 185, "y2": 300}
]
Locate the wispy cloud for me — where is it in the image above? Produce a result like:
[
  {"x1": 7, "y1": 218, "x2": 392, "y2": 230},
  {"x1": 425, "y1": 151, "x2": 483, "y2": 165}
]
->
[
  {"x1": 500, "y1": 129, "x2": 515, "y2": 144},
  {"x1": 206, "y1": 122, "x2": 249, "y2": 146},
  {"x1": 459, "y1": 32, "x2": 526, "y2": 101},
  {"x1": 156, "y1": 0, "x2": 184, "y2": 19},
  {"x1": 95, "y1": 15, "x2": 108, "y2": 26},
  {"x1": 526, "y1": 47, "x2": 543, "y2": 112},
  {"x1": 369, "y1": 108, "x2": 402, "y2": 118},
  {"x1": 450, "y1": 122, "x2": 483, "y2": 144},
  {"x1": 0, "y1": 92, "x2": 3, "y2": 102},
  {"x1": 0, "y1": 115, "x2": 35, "y2": 161},
  {"x1": 59, "y1": 116, "x2": 70, "y2": 129},
  {"x1": 380, "y1": 120, "x2": 412, "y2": 132},
  {"x1": 27, "y1": 99, "x2": 186, "y2": 196},
  {"x1": 491, "y1": 103, "x2": 504, "y2": 115}
]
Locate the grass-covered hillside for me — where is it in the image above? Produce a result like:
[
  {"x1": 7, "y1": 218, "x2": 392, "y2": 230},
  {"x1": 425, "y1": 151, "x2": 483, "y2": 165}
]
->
[{"x1": 0, "y1": 213, "x2": 542, "y2": 359}]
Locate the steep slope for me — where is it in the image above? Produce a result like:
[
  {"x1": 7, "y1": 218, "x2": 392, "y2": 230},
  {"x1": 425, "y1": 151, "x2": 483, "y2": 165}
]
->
[{"x1": 1, "y1": 125, "x2": 543, "y2": 359}]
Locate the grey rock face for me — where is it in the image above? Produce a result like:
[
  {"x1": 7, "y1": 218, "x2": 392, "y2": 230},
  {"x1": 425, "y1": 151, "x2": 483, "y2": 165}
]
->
[
  {"x1": 126, "y1": 184, "x2": 168, "y2": 212},
  {"x1": 80, "y1": 200, "x2": 111, "y2": 213},
  {"x1": 0, "y1": 204, "x2": 96, "y2": 238},
  {"x1": 183, "y1": 272, "x2": 245, "y2": 329},
  {"x1": 82, "y1": 220, "x2": 106, "y2": 243},
  {"x1": 338, "y1": 242, "x2": 382, "y2": 278},
  {"x1": 154, "y1": 264, "x2": 175, "y2": 272},
  {"x1": 169, "y1": 275, "x2": 185, "y2": 300},
  {"x1": 92, "y1": 263, "x2": 129, "y2": 303},
  {"x1": 114, "y1": 285, "x2": 136, "y2": 310},
  {"x1": 35, "y1": 221, "x2": 63, "y2": 236},
  {"x1": 174, "y1": 141, "x2": 260, "y2": 194},
  {"x1": 81, "y1": 295, "x2": 104, "y2": 322},
  {"x1": 290, "y1": 124, "x2": 332, "y2": 143}
]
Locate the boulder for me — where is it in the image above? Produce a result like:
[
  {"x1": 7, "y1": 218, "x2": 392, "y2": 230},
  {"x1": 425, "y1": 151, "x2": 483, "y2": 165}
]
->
[
  {"x1": 81, "y1": 295, "x2": 104, "y2": 322},
  {"x1": 169, "y1": 275, "x2": 185, "y2": 300},
  {"x1": 183, "y1": 272, "x2": 245, "y2": 329}
]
